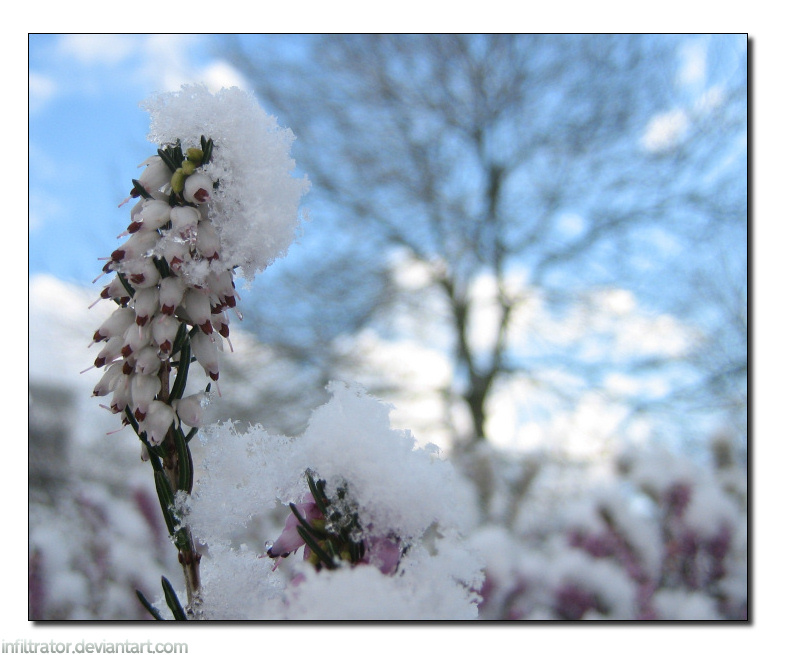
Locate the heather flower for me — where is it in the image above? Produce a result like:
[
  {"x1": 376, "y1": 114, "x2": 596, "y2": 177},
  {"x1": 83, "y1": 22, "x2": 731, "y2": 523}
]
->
[
  {"x1": 267, "y1": 494, "x2": 322, "y2": 559},
  {"x1": 183, "y1": 173, "x2": 213, "y2": 204},
  {"x1": 363, "y1": 537, "x2": 402, "y2": 575},
  {"x1": 136, "y1": 155, "x2": 172, "y2": 195},
  {"x1": 88, "y1": 85, "x2": 308, "y2": 619},
  {"x1": 141, "y1": 400, "x2": 176, "y2": 445},
  {"x1": 267, "y1": 473, "x2": 403, "y2": 577},
  {"x1": 190, "y1": 331, "x2": 220, "y2": 381},
  {"x1": 174, "y1": 392, "x2": 207, "y2": 428}
]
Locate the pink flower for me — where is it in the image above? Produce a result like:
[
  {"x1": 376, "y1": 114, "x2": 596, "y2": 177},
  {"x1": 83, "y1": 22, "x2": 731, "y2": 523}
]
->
[
  {"x1": 362, "y1": 537, "x2": 401, "y2": 575},
  {"x1": 267, "y1": 494, "x2": 322, "y2": 559}
]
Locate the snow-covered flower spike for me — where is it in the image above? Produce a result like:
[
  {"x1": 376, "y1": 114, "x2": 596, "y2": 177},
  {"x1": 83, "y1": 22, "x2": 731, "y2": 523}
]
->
[{"x1": 89, "y1": 84, "x2": 308, "y2": 621}]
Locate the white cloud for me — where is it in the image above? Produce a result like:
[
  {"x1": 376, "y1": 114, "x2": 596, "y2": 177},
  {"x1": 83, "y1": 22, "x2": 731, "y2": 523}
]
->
[
  {"x1": 201, "y1": 60, "x2": 251, "y2": 93},
  {"x1": 641, "y1": 109, "x2": 690, "y2": 153},
  {"x1": 50, "y1": 34, "x2": 250, "y2": 97},
  {"x1": 678, "y1": 40, "x2": 708, "y2": 87},
  {"x1": 133, "y1": 35, "x2": 251, "y2": 94},
  {"x1": 29, "y1": 72, "x2": 57, "y2": 112},
  {"x1": 57, "y1": 34, "x2": 138, "y2": 65}
]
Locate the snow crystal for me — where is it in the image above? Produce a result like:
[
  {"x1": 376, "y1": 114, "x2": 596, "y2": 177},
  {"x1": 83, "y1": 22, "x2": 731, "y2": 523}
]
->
[{"x1": 142, "y1": 84, "x2": 310, "y2": 282}]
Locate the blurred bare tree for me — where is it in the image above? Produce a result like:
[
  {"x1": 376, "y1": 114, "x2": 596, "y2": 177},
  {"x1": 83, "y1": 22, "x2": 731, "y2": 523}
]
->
[{"x1": 222, "y1": 34, "x2": 747, "y2": 450}]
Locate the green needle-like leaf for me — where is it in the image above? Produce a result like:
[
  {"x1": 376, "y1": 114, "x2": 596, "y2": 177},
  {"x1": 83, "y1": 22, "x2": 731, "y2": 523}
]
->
[
  {"x1": 289, "y1": 502, "x2": 328, "y2": 539},
  {"x1": 116, "y1": 272, "x2": 136, "y2": 299},
  {"x1": 184, "y1": 426, "x2": 198, "y2": 444},
  {"x1": 296, "y1": 526, "x2": 336, "y2": 570},
  {"x1": 131, "y1": 179, "x2": 153, "y2": 200},
  {"x1": 306, "y1": 471, "x2": 330, "y2": 518},
  {"x1": 170, "y1": 340, "x2": 191, "y2": 401},
  {"x1": 136, "y1": 590, "x2": 165, "y2": 621},
  {"x1": 157, "y1": 149, "x2": 179, "y2": 173},
  {"x1": 171, "y1": 323, "x2": 189, "y2": 357},
  {"x1": 202, "y1": 139, "x2": 213, "y2": 165},
  {"x1": 161, "y1": 576, "x2": 188, "y2": 621},
  {"x1": 154, "y1": 471, "x2": 177, "y2": 535},
  {"x1": 153, "y1": 256, "x2": 171, "y2": 280},
  {"x1": 174, "y1": 425, "x2": 193, "y2": 493},
  {"x1": 173, "y1": 142, "x2": 184, "y2": 167}
]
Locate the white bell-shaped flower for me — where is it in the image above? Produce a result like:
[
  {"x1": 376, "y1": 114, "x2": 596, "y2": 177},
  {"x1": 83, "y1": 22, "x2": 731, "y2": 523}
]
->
[
  {"x1": 190, "y1": 332, "x2": 220, "y2": 380},
  {"x1": 183, "y1": 173, "x2": 213, "y2": 204},
  {"x1": 137, "y1": 155, "x2": 171, "y2": 195},
  {"x1": 132, "y1": 287, "x2": 160, "y2": 326},
  {"x1": 141, "y1": 400, "x2": 176, "y2": 445},
  {"x1": 92, "y1": 362, "x2": 125, "y2": 397},
  {"x1": 130, "y1": 372, "x2": 162, "y2": 420},
  {"x1": 159, "y1": 276, "x2": 186, "y2": 315},
  {"x1": 151, "y1": 314, "x2": 180, "y2": 356},
  {"x1": 174, "y1": 392, "x2": 207, "y2": 428},
  {"x1": 92, "y1": 307, "x2": 136, "y2": 343}
]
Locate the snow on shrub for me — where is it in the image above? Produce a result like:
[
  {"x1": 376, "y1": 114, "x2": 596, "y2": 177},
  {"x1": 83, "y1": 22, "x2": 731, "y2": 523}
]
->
[{"x1": 184, "y1": 381, "x2": 484, "y2": 619}]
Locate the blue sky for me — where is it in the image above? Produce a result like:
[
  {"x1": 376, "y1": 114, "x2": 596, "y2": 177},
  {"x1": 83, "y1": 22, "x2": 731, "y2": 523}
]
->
[
  {"x1": 28, "y1": 35, "x2": 748, "y2": 442},
  {"x1": 29, "y1": 34, "x2": 253, "y2": 284}
]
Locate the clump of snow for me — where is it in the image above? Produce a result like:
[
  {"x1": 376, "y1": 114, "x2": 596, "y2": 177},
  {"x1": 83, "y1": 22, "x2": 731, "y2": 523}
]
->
[
  {"x1": 652, "y1": 589, "x2": 721, "y2": 620},
  {"x1": 186, "y1": 381, "x2": 483, "y2": 619},
  {"x1": 142, "y1": 84, "x2": 310, "y2": 282}
]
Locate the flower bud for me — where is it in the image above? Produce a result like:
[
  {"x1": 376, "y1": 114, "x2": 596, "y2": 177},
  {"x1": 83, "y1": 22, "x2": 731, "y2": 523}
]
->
[
  {"x1": 171, "y1": 169, "x2": 187, "y2": 194},
  {"x1": 186, "y1": 147, "x2": 204, "y2": 163},
  {"x1": 184, "y1": 173, "x2": 213, "y2": 204},
  {"x1": 207, "y1": 270, "x2": 237, "y2": 308},
  {"x1": 181, "y1": 160, "x2": 197, "y2": 176},
  {"x1": 211, "y1": 312, "x2": 230, "y2": 338}
]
